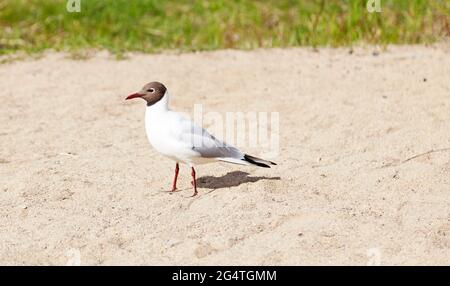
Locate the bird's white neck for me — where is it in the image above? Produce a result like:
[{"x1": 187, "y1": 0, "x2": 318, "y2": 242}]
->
[{"x1": 146, "y1": 91, "x2": 169, "y2": 114}]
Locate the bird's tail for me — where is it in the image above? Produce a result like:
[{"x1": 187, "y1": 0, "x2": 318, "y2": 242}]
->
[{"x1": 243, "y1": 154, "x2": 277, "y2": 168}]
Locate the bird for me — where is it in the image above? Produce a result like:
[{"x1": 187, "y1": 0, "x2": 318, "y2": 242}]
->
[{"x1": 125, "y1": 82, "x2": 276, "y2": 196}]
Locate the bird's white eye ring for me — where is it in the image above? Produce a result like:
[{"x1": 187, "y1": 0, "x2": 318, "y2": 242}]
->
[{"x1": 148, "y1": 88, "x2": 155, "y2": 93}]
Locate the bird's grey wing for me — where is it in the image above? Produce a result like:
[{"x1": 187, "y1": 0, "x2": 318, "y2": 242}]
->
[{"x1": 177, "y1": 118, "x2": 244, "y2": 159}]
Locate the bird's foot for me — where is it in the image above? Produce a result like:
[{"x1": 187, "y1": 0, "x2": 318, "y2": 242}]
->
[
  {"x1": 190, "y1": 190, "x2": 198, "y2": 197},
  {"x1": 169, "y1": 187, "x2": 177, "y2": 193}
]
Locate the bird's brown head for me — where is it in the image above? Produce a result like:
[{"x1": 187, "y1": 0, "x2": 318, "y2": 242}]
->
[{"x1": 126, "y1": 82, "x2": 167, "y2": 106}]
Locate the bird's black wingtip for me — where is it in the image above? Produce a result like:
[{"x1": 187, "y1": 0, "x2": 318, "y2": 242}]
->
[{"x1": 243, "y1": 154, "x2": 275, "y2": 168}]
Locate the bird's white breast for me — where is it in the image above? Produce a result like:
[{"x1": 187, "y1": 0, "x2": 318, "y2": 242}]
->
[{"x1": 144, "y1": 99, "x2": 201, "y2": 164}]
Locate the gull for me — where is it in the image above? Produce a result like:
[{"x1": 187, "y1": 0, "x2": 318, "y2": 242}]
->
[{"x1": 126, "y1": 82, "x2": 276, "y2": 196}]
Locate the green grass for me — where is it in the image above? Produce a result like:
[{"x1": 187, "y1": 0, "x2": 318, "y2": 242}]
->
[{"x1": 0, "y1": 0, "x2": 449, "y2": 56}]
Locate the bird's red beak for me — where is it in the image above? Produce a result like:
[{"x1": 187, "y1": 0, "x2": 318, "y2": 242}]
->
[{"x1": 126, "y1": 93, "x2": 144, "y2": 100}]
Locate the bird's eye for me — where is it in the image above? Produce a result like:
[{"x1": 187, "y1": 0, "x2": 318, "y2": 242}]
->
[{"x1": 147, "y1": 88, "x2": 155, "y2": 93}]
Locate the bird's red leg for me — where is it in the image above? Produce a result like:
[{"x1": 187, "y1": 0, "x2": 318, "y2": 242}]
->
[
  {"x1": 170, "y1": 163, "x2": 179, "y2": 192},
  {"x1": 191, "y1": 167, "x2": 198, "y2": 197}
]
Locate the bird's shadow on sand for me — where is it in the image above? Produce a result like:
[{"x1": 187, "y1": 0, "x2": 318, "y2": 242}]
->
[{"x1": 196, "y1": 171, "x2": 281, "y2": 190}]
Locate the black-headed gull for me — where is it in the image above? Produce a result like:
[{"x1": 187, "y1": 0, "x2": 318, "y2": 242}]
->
[{"x1": 126, "y1": 82, "x2": 276, "y2": 196}]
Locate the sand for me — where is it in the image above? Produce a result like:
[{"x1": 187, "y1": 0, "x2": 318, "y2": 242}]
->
[{"x1": 0, "y1": 45, "x2": 449, "y2": 265}]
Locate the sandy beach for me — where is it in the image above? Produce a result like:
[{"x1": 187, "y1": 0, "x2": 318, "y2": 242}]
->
[{"x1": 0, "y1": 45, "x2": 449, "y2": 265}]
